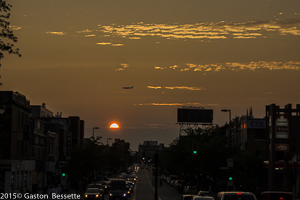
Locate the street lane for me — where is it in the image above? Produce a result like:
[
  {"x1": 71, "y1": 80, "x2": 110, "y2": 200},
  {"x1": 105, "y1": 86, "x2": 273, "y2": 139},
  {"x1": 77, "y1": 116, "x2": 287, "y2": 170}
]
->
[
  {"x1": 102, "y1": 169, "x2": 182, "y2": 200},
  {"x1": 133, "y1": 169, "x2": 181, "y2": 200}
]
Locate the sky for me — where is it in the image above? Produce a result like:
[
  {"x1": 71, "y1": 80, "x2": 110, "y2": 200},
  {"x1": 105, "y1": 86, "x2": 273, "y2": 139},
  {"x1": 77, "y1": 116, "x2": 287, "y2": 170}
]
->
[{"x1": 1, "y1": 0, "x2": 300, "y2": 151}]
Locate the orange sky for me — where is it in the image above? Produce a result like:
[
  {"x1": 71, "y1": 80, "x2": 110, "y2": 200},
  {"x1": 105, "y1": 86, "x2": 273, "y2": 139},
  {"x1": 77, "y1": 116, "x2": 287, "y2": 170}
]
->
[{"x1": 1, "y1": 0, "x2": 300, "y2": 150}]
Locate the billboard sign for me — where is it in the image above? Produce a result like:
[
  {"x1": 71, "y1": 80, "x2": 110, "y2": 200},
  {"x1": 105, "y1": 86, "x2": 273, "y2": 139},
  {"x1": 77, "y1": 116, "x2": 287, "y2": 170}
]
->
[
  {"x1": 247, "y1": 119, "x2": 266, "y2": 129},
  {"x1": 275, "y1": 144, "x2": 289, "y2": 152},
  {"x1": 177, "y1": 108, "x2": 213, "y2": 123},
  {"x1": 275, "y1": 114, "x2": 289, "y2": 139}
]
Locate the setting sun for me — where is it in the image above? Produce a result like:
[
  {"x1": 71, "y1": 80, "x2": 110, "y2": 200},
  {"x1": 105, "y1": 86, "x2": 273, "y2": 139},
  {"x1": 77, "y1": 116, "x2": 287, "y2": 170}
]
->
[{"x1": 109, "y1": 123, "x2": 120, "y2": 129}]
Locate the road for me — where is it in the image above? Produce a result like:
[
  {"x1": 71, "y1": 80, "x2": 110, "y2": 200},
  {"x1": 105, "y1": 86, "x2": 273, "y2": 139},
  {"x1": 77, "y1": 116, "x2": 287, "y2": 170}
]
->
[{"x1": 102, "y1": 169, "x2": 181, "y2": 200}]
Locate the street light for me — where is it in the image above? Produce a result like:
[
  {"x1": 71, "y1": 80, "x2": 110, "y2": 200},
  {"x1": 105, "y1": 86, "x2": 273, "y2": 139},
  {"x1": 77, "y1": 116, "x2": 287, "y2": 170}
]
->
[
  {"x1": 221, "y1": 109, "x2": 231, "y2": 158},
  {"x1": 93, "y1": 127, "x2": 99, "y2": 139}
]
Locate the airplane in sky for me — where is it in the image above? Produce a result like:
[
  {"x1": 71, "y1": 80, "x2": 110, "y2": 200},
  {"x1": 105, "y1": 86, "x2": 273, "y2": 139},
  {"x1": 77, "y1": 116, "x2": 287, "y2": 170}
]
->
[{"x1": 122, "y1": 86, "x2": 133, "y2": 89}]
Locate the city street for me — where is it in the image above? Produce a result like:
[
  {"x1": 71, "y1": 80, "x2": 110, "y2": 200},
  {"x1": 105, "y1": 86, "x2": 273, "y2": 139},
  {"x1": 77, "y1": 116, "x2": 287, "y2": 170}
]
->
[
  {"x1": 101, "y1": 169, "x2": 181, "y2": 200},
  {"x1": 132, "y1": 169, "x2": 181, "y2": 200}
]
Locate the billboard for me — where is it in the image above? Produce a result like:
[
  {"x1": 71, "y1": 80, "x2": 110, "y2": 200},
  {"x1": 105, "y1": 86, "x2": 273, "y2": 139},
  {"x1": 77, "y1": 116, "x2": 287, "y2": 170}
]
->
[{"x1": 177, "y1": 108, "x2": 213, "y2": 123}]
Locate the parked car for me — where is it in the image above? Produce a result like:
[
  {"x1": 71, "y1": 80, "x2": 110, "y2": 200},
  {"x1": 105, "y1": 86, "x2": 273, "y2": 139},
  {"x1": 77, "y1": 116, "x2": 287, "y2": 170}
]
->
[
  {"x1": 197, "y1": 191, "x2": 211, "y2": 196},
  {"x1": 261, "y1": 191, "x2": 294, "y2": 200},
  {"x1": 84, "y1": 188, "x2": 103, "y2": 199},
  {"x1": 96, "y1": 181, "x2": 109, "y2": 194},
  {"x1": 126, "y1": 181, "x2": 135, "y2": 195},
  {"x1": 184, "y1": 186, "x2": 198, "y2": 195},
  {"x1": 216, "y1": 191, "x2": 257, "y2": 200}
]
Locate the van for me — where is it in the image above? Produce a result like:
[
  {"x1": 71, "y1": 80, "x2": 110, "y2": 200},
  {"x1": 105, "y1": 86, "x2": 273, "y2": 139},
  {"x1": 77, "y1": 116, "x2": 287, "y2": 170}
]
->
[{"x1": 109, "y1": 179, "x2": 129, "y2": 200}]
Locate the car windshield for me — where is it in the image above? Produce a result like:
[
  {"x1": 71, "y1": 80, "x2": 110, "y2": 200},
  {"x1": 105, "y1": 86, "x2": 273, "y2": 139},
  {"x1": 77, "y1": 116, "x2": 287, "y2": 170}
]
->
[
  {"x1": 86, "y1": 188, "x2": 99, "y2": 193},
  {"x1": 88, "y1": 184, "x2": 101, "y2": 188}
]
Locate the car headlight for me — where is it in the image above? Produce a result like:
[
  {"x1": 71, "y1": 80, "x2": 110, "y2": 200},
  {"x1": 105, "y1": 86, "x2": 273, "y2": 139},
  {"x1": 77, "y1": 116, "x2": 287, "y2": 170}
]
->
[{"x1": 109, "y1": 193, "x2": 113, "y2": 196}]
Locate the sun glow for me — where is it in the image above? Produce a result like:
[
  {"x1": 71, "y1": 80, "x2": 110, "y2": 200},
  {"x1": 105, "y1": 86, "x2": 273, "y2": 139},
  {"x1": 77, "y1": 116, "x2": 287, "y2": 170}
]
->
[{"x1": 109, "y1": 123, "x2": 120, "y2": 129}]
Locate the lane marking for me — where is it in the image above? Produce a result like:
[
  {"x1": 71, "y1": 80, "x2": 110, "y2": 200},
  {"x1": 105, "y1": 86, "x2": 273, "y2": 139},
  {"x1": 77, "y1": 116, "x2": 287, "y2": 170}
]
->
[{"x1": 145, "y1": 170, "x2": 162, "y2": 200}]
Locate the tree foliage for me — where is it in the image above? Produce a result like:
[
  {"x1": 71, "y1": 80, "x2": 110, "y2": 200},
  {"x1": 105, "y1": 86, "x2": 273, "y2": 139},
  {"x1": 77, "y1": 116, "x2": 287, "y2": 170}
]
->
[
  {"x1": 67, "y1": 138, "x2": 133, "y2": 184},
  {"x1": 159, "y1": 126, "x2": 267, "y2": 192},
  {"x1": 0, "y1": 0, "x2": 21, "y2": 85}
]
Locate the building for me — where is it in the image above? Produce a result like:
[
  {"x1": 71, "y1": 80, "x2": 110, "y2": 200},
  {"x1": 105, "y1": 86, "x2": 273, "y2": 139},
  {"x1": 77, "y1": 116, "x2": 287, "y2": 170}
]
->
[
  {"x1": 0, "y1": 91, "x2": 85, "y2": 193},
  {"x1": 265, "y1": 104, "x2": 300, "y2": 193},
  {"x1": 240, "y1": 115, "x2": 267, "y2": 156},
  {"x1": 0, "y1": 91, "x2": 34, "y2": 193},
  {"x1": 138, "y1": 141, "x2": 164, "y2": 163}
]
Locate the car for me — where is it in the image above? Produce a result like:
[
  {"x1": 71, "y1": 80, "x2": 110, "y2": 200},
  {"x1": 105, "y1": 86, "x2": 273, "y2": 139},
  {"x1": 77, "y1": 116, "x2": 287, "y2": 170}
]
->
[
  {"x1": 109, "y1": 179, "x2": 130, "y2": 200},
  {"x1": 216, "y1": 191, "x2": 257, "y2": 200},
  {"x1": 184, "y1": 186, "x2": 198, "y2": 195},
  {"x1": 84, "y1": 188, "x2": 103, "y2": 199},
  {"x1": 87, "y1": 183, "x2": 105, "y2": 200},
  {"x1": 127, "y1": 174, "x2": 137, "y2": 182},
  {"x1": 260, "y1": 191, "x2": 294, "y2": 200},
  {"x1": 192, "y1": 196, "x2": 215, "y2": 200},
  {"x1": 180, "y1": 194, "x2": 195, "y2": 200},
  {"x1": 126, "y1": 181, "x2": 135, "y2": 194},
  {"x1": 96, "y1": 181, "x2": 109, "y2": 194},
  {"x1": 197, "y1": 191, "x2": 211, "y2": 196}
]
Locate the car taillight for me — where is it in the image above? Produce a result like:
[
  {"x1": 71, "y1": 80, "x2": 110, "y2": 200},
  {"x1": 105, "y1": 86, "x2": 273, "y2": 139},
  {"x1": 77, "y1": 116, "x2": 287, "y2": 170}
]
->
[
  {"x1": 237, "y1": 193, "x2": 242, "y2": 195},
  {"x1": 279, "y1": 198, "x2": 283, "y2": 200}
]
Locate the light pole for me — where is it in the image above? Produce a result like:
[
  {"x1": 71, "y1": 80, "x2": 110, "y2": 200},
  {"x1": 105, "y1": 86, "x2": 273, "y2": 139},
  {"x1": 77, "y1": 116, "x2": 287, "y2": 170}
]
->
[
  {"x1": 93, "y1": 127, "x2": 99, "y2": 139},
  {"x1": 107, "y1": 138, "x2": 112, "y2": 146},
  {"x1": 222, "y1": 109, "x2": 233, "y2": 190},
  {"x1": 221, "y1": 109, "x2": 231, "y2": 158}
]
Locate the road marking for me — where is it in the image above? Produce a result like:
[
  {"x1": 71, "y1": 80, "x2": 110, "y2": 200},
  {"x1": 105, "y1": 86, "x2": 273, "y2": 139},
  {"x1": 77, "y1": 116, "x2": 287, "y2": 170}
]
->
[{"x1": 146, "y1": 170, "x2": 162, "y2": 200}]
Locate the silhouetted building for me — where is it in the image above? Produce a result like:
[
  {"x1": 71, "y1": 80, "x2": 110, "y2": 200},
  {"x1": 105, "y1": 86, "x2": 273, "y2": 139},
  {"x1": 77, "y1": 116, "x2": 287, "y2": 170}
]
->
[
  {"x1": 138, "y1": 141, "x2": 164, "y2": 163},
  {"x1": 0, "y1": 91, "x2": 34, "y2": 193}
]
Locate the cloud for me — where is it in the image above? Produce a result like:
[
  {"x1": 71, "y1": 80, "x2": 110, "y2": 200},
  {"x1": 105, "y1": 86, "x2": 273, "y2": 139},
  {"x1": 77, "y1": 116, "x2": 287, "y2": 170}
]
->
[
  {"x1": 169, "y1": 65, "x2": 179, "y2": 70},
  {"x1": 46, "y1": 31, "x2": 66, "y2": 36},
  {"x1": 111, "y1": 44, "x2": 124, "y2": 46},
  {"x1": 158, "y1": 61, "x2": 300, "y2": 72},
  {"x1": 135, "y1": 102, "x2": 218, "y2": 106},
  {"x1": 147, "y1": 86, "x2": 205, "y2": 91},
  {"x1": 96, "y1": 17, "x2": 300, "y2": 41},
  {"x1": 115, "y1": 63, "x2": 129, "y2": 71},
  {"x1": 165, "y1": 86, "x2": 205, "y2": 91},
  {"x1": 154, "y1": 66, "x2": 166, "y2": 70},
  {"x1": 9, "y1": 26, "x2": 21, "y2": 30},
  {"x1": 96, "y1": 42, "x2": 111, "y2": 45},
  {"x1": 147, "y1": 86, "x2": 162, "y2": 89},
  {"x1": 128, "y1": 37, "x2": 141, "y2": 40},
  {"x1": 77, "y1": 29, "x2": 92, "y2": 33}
]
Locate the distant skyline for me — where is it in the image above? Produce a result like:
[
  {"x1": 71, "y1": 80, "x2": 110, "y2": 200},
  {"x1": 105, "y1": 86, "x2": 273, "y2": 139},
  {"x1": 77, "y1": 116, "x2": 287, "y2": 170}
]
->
[{"x1": 1, "y1": 0, "x2": 300, "y2": 150}]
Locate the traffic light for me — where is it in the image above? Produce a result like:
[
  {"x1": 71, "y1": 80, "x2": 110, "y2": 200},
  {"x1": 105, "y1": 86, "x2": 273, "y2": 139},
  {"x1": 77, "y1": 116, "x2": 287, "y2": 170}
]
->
[
  {"x1": 62, "y1": 172, "x2": 66, "y2": 177},
  {"x1": 192, "y1": 143, "x2": 198, "y2": 155},
  {"x1": 229, "y1": 176, "x2": 233, "y2": 181}
]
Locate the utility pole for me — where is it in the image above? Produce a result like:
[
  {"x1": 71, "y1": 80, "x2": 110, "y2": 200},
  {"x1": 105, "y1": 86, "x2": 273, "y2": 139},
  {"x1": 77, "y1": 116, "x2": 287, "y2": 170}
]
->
[{"x1": 154, "y1": 152, "x2": 158, "y2": 200}]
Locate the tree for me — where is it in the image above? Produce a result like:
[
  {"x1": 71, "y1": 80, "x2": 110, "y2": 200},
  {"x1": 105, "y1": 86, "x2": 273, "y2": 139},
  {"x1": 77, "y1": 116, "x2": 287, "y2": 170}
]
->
[{"x1": 0, "y1": 0, "x2": 21, "y2": 85}]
